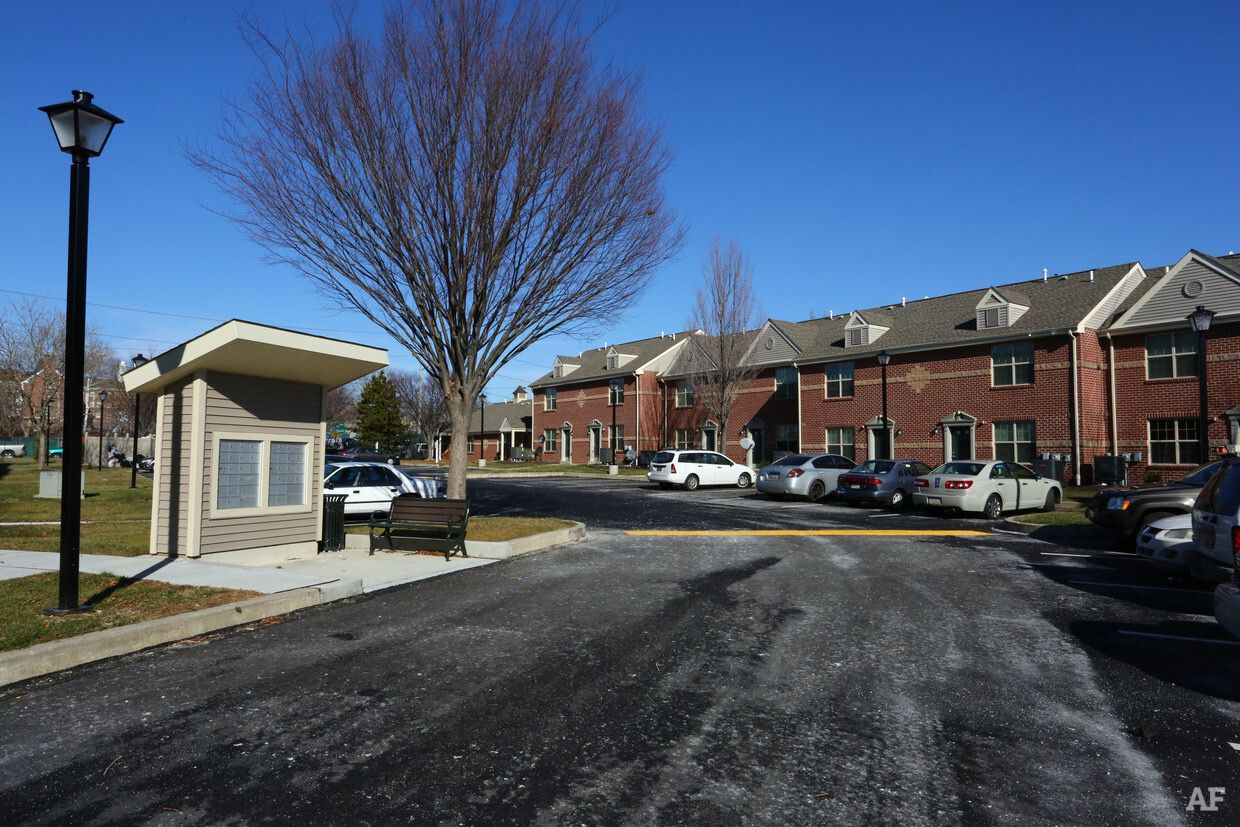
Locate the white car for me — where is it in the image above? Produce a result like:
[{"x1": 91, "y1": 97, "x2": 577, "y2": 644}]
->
[
  {"x1": 325, "y1": 461, "x2": 439, "y2": 517},
  {"x1": 914, "y1": 460, "x2": 1061, "y2": 519},
  {"x1": 647, "y1": 449, "x2": 756, "y2": 491},
  {"x1": 394, "y1": 467, "x2": 447, "y2": 499},
  {"x1": 1134, "y1": 513, "x2": 1194, "y2": 570}
]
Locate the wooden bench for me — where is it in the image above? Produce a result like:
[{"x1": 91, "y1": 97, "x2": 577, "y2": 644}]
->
[{"x1": 369, "y1": 495, "x2": 469, "y2": 561}]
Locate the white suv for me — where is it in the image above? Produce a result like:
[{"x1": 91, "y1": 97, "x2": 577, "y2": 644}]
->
[
  {"x1": 647, "y1": 449, "x2": 755, "y2": 491},
  {"x1": 1195, "y1": 458, "x2": 1240, "y2": 637}
]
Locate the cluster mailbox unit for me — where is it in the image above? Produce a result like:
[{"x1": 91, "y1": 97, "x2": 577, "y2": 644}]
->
[{"x1": 122, "y1": 320, "x2": 387, "y2": 560}]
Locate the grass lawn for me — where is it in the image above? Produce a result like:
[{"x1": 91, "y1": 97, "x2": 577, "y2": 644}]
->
[
  {"x1": 0, "y1": 571, "x2": 257, "y2": 653},
  {"x1": 1013, "y1": 509, "x2": 1091, "y2": 526},
  {"x1": 349, "y1": 515, "x2": 575, "y2": 542},
  {"x1": 0, "y1": 457, "x2": 150, "y2": 556}
]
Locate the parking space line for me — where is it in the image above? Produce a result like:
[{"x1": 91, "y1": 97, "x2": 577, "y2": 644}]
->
[
  {"x1": 1040, "y1": 552, "x2": 1092, "y2": 558},
  {"x1": 1118, "y1": 630, "x2": 1240, "y2": 646},
  {"x1": 625, "y1": 529, "x2": 990, "y2": 537},
  {"x1": 1068, "y1": 579, "x2": 1211, "y2": 595}
]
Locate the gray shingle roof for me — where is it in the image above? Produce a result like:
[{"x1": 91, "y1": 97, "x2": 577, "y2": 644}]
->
[
  {"x1": 530, "y1": 330, "x2": 695, "y2": 387},
  {"x1": 773, "y1": 262, "x2": 1138, "y2": 363},
  {"x1": 466, "y1": 400, "x2": 531, "y2": 435}
]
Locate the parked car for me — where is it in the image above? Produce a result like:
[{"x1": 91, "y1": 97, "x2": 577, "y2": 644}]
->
[
  {"x1": 1190, "y1": 458, "x2": 1240, "y2": 584},
  {"x1": 837, "y1": 459, "x2": 932, "y2": 509},
  {"x1": 324, "y1": 461, "x2": 424, "y2": 517},
  {"x1": 647, "y1": 449, "x2": 756, "y2": 491},
  {"x1": 339, "y1": 445, "x2": 400, "y2": 465},
  {"x1": 1085, "y1": 459, "x2": 1229, "y2": 541},
  {"x1": 914, "y1": 460, "x2": 1061, "y2": 519},
  {"x1": 0, "y1": 442, "x2": 26, "y2": 458},
  {"x1": 757, "y1": 453, "x2": 855, "y2": 501},
  {"x1": 48, "y1": 447, "x2": 63, "y2": 459},
  {"x1": 394, "y1": 466, "x2": 447, "y2": 499},
  {"x1": 1134, "y1": 513, "x2": 1194, "y2": 571}
]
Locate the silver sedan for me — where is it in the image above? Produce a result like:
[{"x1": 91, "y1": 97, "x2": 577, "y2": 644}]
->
[
  {"x1": 914, "y1": 460, "x2": 1061, "y2": 519},
  {"x1": 757, "y1": 453, "x2": 856, "y2": 501}
]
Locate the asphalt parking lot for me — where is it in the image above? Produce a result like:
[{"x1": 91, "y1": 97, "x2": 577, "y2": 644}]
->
[{"x1": 2, "y1": 476, "x2": 1238, "y2": 824}]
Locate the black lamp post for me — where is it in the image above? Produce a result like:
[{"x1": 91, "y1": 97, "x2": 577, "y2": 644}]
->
[
  {"x1": 43, "y1": 400, "x2": 53, "y2": 464},
  {"x1": 128, "y1": 354, "x2": 147, "y2": 488},
  {"x1": 877, "y1": 351, "x2": 892, "y2": 459},
  {"x1": 610, "y1": 378, "x2": 623, "y2": 465},
  {"x1": 479, "y1": 392, "x2": 487, "y2": 462},
  {"x1": 97, "y1": 390, "x2": 109, "y2": 471},
  {"x1": 1187, "y1": 304, "x2": 1215, "y2": 462},
  {"x1": 40, "y1": 90, "x2": 122, "y2": 615}
]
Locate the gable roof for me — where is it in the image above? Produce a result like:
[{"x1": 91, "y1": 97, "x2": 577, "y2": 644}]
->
[
  {"x1": 1110, "y1": 250, "x2": 1240, "y2": 330},
  {"x1": 530, "y1": 331, "x2": 694, "y2": 387},
  {"x1": 466, "y1": 399, "x2": 531, "y2": 435}
]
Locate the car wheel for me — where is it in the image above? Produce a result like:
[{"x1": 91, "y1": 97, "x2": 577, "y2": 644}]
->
[
  {"x1": 1042, "y1": 489, "x2": 1060, "y2": 513},
  {"x1": 684, "y1": 474, "x2": 699, "y2": 491},
  {"x1": 808, "y1": 481, "x2": 826, "y2": 502},
  {"x1": 0, "y1": 450, "x2": 13, "y2": 458},
  {"x1": 983, "y1": 494, "x2": 1002, "y2": 520},
  {"x1": 889, "y1": 489, "x2": 906, "y2": 509},
  {"x1": 737, "y1": 473, "x2": 752, "y2": 489}
]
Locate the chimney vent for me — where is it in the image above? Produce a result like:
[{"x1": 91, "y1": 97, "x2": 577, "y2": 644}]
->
[
  {"x1": 1043, "y1": 267, "x2": 1048, "y2": 282},
  {"x1": 1089, "y1": 269, "x2": 1095, "y2": 283}
]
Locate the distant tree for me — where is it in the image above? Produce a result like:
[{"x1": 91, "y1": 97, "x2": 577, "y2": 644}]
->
[
  {"x1": 0, "y1": 299, "x2": 113, "y2": 467},
  {"x1": 685, "y1": 237, "x2": 762, "y2": 453},
  {"x1": 195, "y1": 0, "x2": 682, "y2": 497},
  {"x1": 389, "y1": 369, "x2": 449, "y2": 460},
  {"x1": 324, "y1": 382, "x2": 359, "y2": 427},
  {"x1": 355, "y1": 372, "x2": 405, "y2": 451}
]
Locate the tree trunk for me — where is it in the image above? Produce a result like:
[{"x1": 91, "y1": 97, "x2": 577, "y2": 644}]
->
[
  {"x1": 446, "y1": 403, "x2": 471, "y2": 500},
  {"x1": 37, "y1": 431, "x2": 48, "y2": 470}
]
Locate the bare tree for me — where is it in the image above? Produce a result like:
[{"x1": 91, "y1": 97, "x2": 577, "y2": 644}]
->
[
  {"x1": 194, "y1": 0, "x2": 682, "y2": 496},
  {"x1": 389, "y1": 369, "x2": 450, "y2": 460},
  {"x1": 0, "y1": 299, "x2": 114, "y2": 467},
  {"x1": 684, "y1": 237, "x2": 762, "y2": 453},
  {"x1": 324, "y1": 382, "x2": 359, "y2": 431}
]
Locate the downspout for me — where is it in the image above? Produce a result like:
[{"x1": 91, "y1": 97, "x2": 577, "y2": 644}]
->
[
  {"x1": 1069, "y1": 331, "x2": 1082, "y2": 485},
  {"x1": 634, "y1": 373, "x2": 641, "y2": 452},
  {"x1": 794, "y1": 362, "x2": 802, "y2": 452},
  {"x1": 1106, "y1": 333, "x2": 1118, "y2": 458},
  {"x1": 662, "y1": 379, "x2": 669, "y2": 448}
]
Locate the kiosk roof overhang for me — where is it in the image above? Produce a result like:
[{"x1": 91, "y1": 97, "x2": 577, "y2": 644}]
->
[{"x1": 122, "y1": 319, "x2": 389, "y2": 394}]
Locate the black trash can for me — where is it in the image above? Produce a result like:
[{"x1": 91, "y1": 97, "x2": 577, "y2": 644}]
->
[{"x1": 322, "y1": 494, "x2": 349, "y2": 552}]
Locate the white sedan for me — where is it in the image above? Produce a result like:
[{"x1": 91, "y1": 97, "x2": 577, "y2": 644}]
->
[
  {"x1": 914, "y1": 460, "x2": 1061, "y2": 519},
  {"x1": 325, "y1": 461, "x2": 442, "y2": 517},
  {"x1": 647, "y1": 449, "x2": 756, "y2": 491}
]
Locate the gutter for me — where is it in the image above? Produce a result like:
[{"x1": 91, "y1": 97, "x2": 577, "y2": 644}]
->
[
  {"x1": 794, "y1": 326, "x2": 1084, "y2": 368},
  {"x1": 1104, "y1": 332, "x2": 1118, "y2": 459},
  {"x1": 1069, "y1": 331, "x2": 1082, "y2": 485}
]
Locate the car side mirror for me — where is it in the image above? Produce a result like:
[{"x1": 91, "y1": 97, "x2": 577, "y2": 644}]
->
[{"x1": 325, "y1": 481, "x2": 335, "y2": 490}]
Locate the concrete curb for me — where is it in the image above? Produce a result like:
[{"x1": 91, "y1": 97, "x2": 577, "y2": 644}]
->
[
  {"x1": 467, "y1": 470, "x2": 649, "y2": 482},
  {"x1": 344, "y1": 521, "x2": 587, "y2": 560},
  {"x1": 0, "y1": 579, "x2": 363, "y2": 689}
]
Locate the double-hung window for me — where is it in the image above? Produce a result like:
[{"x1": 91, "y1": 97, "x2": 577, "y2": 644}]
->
[
  {"x1": 609, "y1": 382, "x2": 625, "y2": 406},
  {"x1": 674, "y1": 428, "x2": 693, "y2": 450},
  {"x1": 610, "y1": 425, "x2": 624, "y2": 452},
  {"x1": 826, "y1": 427, "x2": 854, "y2": 460},
  {"x1": 825, "y1": 363, "x2": 854, "y2": 398},
  {"x1": 543, "y1": 428, "x2": 557, "y2": 451},
  {"x1": 675, "y1": 382, "x2": 694, "y2": 407},
  {"x1": 544, "y1": 388, "x2": 557, "y2": 411},
  {"x1": 774, "y1": 424, "x2": 798, "y2": 454},
  {"x1": 1149, "y1": 418, "x2": 1200, "y2": 464},
  {"x1": 993, "y1": 421, "x2": 1035, "y2": 464},
  {"x1": 992, "y1": 343, "x2": 1034, "y2": 386},
  {"x1": 774, "y1": 366, "x2": 798, "y2": 399},
  {"x1": 215, "y1": 435, "x2": 310, "y2": 516},
  {"x1": 1145, "y1": 332, "x2": 1197, "y2": 379}
]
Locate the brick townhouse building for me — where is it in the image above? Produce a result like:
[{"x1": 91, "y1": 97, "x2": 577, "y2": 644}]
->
[{"x1": 530, "y1": 249, "x2": 1240, "y2": 484}]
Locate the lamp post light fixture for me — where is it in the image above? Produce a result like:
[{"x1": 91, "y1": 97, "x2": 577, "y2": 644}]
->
[
  {"x1": 128, "y1": 354, "x2": 147, "y2": 488},
  {"x1": 40, "y1": 90, "x2": 122, "y2": 615},
  {"x1": 1187, "y1": 304, "x2": 1215, "y2": 462},
  {"x1": 97, "y1": 390, "x2": 109, "y2": 471},
  {"x1": 877, "y1": 351, "x2": 892, "y2": 460},
  {"x1": 610, "y1": 378, "x2": 623, "y2": 465}
]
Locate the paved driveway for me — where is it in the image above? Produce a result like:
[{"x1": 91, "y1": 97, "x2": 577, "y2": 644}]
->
[{"x1": 1, "y1": 478, "x2": 1236, "y2": 824}]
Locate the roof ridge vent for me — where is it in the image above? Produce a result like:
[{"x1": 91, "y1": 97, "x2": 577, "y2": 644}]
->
[
  {"x1": 1043, "y1": 267, "x2": 1048, "y2": 283},
  {"x1": 829, "y1": 309, "x2": 834, "y2": 319},
  {"x1": 1089, "y1": 269, "x2": 1094, "y2": 283},
  {"x1": 901, "y1": 297, "x2": 906, "y2": 307}
]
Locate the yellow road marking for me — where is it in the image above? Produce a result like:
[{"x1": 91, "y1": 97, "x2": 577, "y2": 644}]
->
[{"x1": 624, "y1": 529, "x2": 989, "y2": 537}]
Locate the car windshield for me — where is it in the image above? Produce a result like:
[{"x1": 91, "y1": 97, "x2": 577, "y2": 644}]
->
[
  {"x1": 325, "y1": 463, "x2": 341, "y2": 475},
  {"x1": 774, "y1": 455, "x2": 811, "y2": 466},
  {"x1": 852, "y1": 460, "x2": 894, "y2": 474},
  {"x1": 935, "y1": 462, "x2": 985, "y2": 476},
  {"x1": 653, "y1": 451, "x2": 676, "y2": 464},
  {"x1": 1178, "y1": 461, "x2": 1223, "y2": 487}
]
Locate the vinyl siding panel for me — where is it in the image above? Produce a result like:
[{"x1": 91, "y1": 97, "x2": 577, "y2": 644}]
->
[
  {"x1": 748, "y1": 323, "x2": 799, "y2": 365},
  {"x1": 198, "y1": 372, "x2": 323, "y2": 554},
  {"x1": 155, "y1": 380, "x2": 193, "y2": 555},
  {"x1": 1082, "y1": 267, "x2": 1144, "y2": 330},
  {"x1": 1125, "y1": 260, "x2": 1240, "y2": 327}
]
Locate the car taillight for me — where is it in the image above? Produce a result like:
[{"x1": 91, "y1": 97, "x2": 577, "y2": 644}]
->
[
  {"x1": 945, "y1": 480, "x2": 973, "y2": 489},
  {"x1": 865, "y1": 477, "x2": 882, "y2": 486},
  {"x1": 670, "y1": 463, "x2": 677, "y2": 474},
  {"x1": 914, "y1": 478, "x2": 928, "y2": 488},
  {"x1": 786, "y1": 469, "x2": 804, "y2": 478},
  {"x1": 1233, "y1": 525, "x2": 1240, "y2": 552}
]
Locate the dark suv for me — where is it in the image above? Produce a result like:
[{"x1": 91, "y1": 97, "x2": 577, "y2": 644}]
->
[{"x1": 1086, "y1": 459, "x2": 1231, "y2": 541}]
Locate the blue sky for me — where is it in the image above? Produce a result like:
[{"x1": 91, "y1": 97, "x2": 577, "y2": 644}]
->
[{"x1": 4, "y1": 1, "x2": 1239, "y2": 397}]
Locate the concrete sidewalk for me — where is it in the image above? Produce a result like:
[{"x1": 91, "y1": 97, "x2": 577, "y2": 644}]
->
[{"x1": 0, "y1": 548, "x2": 494, "y2": 595}]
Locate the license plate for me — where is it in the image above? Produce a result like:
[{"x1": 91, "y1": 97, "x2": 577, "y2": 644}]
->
[
  {"x1": 767, "y1": 472, "x2": 779, "y2": 479},
  {"x1": 925, "y1": 496, "x2": 941, "y2": 505},
  {"x1": 652, "y1": 465, "x2": 664, "y2": 471},
  {"x1": 849, "y1": 484, "x2": 860, "y2": 489}
]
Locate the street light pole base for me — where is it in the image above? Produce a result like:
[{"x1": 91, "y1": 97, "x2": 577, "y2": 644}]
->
[{"x1": 43, "y1": 605, "x2": 96, "y2": 616}]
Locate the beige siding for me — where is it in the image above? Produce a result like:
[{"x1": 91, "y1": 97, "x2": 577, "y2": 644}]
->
[
  {"x1": 198, "y1": 372, "x2": 323, "y2": 554},
  {"x1": 155, "y1": 380, "x2": 193, "y2": 555},
  {"x1": 1126, "y1": 259, "x2": 1240, "y2": 327}
]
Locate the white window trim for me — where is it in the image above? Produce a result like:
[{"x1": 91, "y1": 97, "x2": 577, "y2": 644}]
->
[
  {"x1": 1147, "y1": 418, "x2": 1199, "y2": 465},
  {"x1": 824, "y1": 363, "x2": 854, "y2": 399},
  {"x1": 209, "y1": 431, "x2": 313, "y2": 520},
  {"x1": 1144, "y1": 331, "x2": 1197, "y2": 381},
  {"x1": 544, "y1": 389, "x2": 558, "y2": 411},
  {"x1": 991, "y1": 342, "x2": 1034, "y2": 387}
]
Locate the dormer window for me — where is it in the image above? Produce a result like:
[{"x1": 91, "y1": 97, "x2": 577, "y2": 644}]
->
[
  {"x1": 604, "y1": 346, "x2": 635, "y2": 370},
  {"x1": 607, "y1": 353, "x2": 619, "y2": 370},
  {"x1": 843, "y1": 312, "x2": 889, "y2": 348},
  {"x1": 975, "y1": 288, "x2": 1029, "y2": 329},
  {"x1": 552, "y1": 357, "x2": 579, "y2": 379}
]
